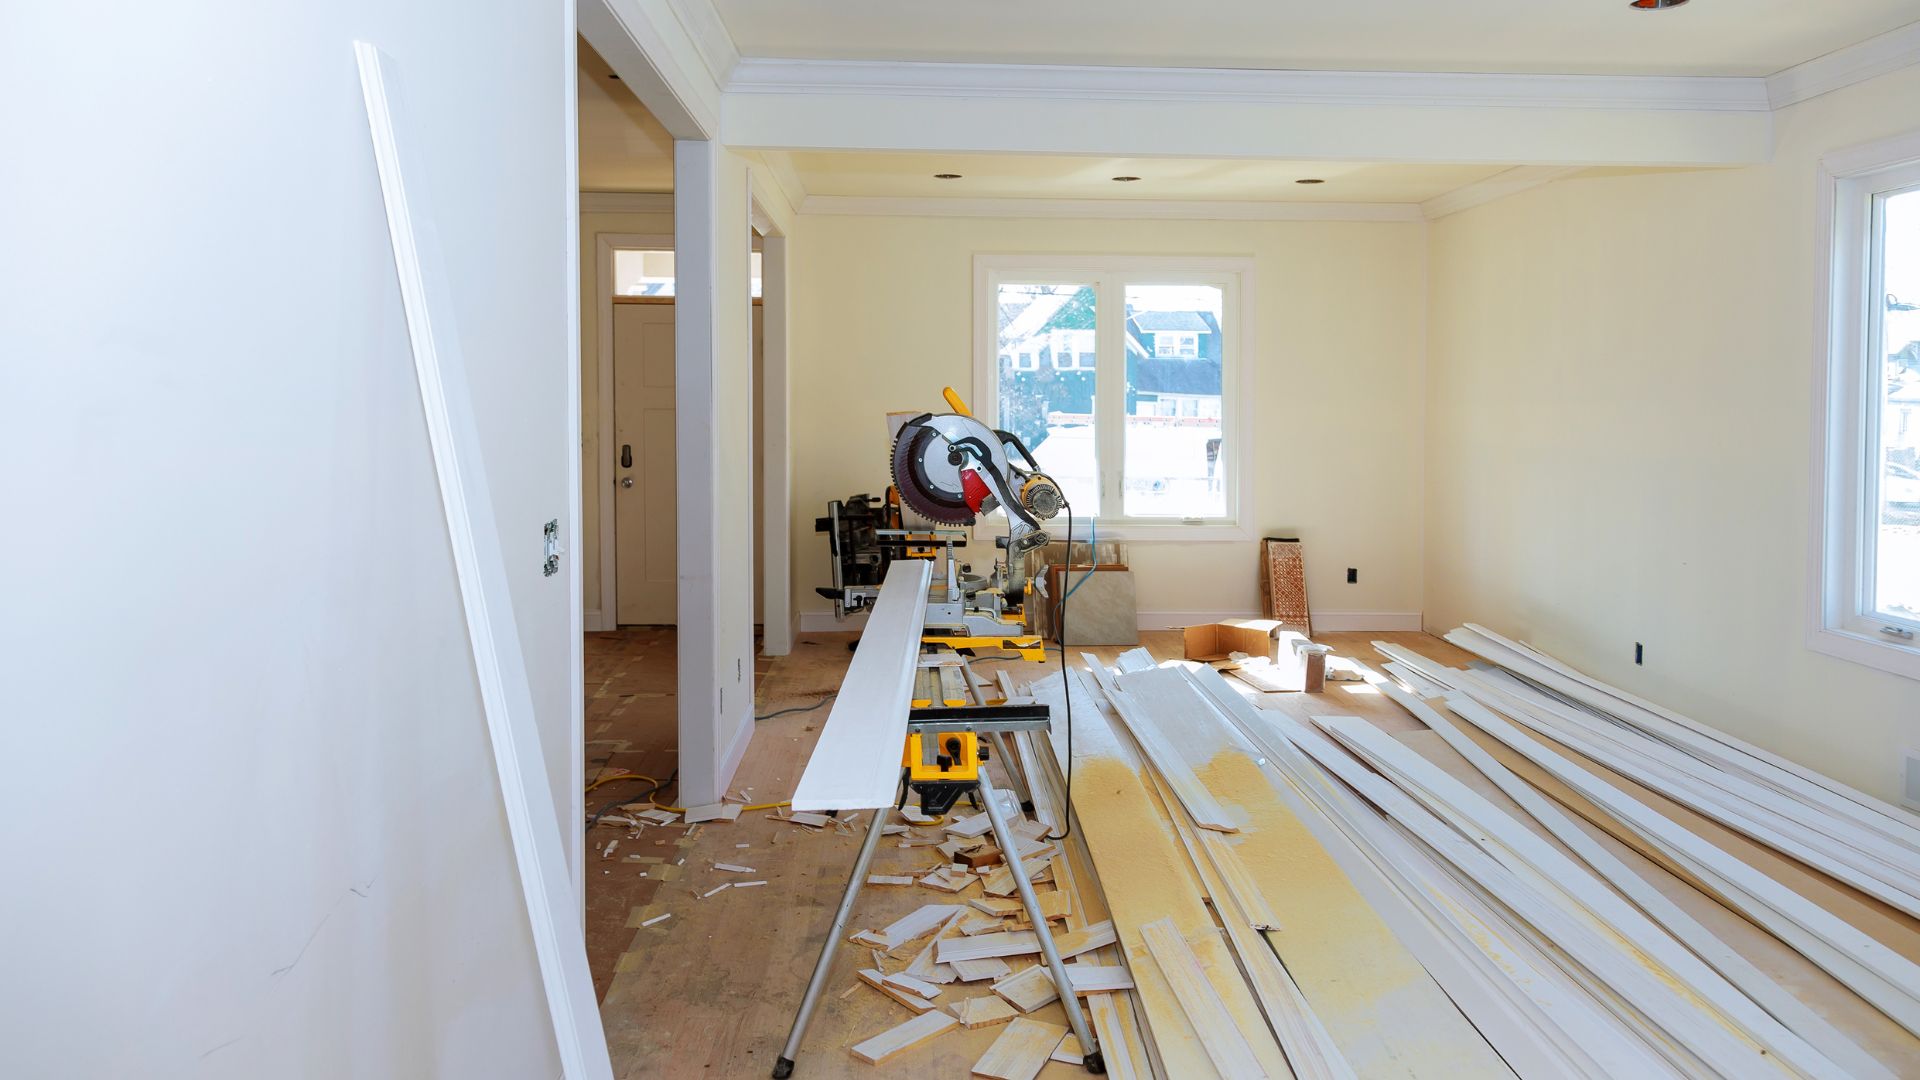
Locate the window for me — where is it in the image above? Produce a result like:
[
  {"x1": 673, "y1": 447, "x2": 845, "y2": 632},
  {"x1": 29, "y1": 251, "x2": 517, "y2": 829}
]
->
[
  {"x1": 975, "y1": 256, "x2": 1252, "y2": 537},
  {"x1": 1813, "y1": 134, "x2": 1920, "y2": 680},
  {"x1": 614, "y1": 249, "x2": 763, "y2": 297}
]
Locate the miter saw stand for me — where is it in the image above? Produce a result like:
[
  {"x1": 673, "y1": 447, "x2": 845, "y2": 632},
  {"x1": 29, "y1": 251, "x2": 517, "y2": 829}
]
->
[{"x1": 770, "y1": 690, "x2": 1105, "y2": 1077}]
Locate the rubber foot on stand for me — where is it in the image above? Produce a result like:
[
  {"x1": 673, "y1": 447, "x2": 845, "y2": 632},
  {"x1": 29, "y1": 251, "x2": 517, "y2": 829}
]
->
[
  {"x1": 772, "y1": 1056, "x2": 795, "y2": 1078},
  {"x1": 1082, "y1": 1051, "x2": 1106, "y2": 1074}
]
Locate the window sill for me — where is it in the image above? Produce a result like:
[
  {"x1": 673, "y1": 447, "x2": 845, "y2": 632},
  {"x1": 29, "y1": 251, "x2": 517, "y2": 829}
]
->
[
  {"x1": 1052, "y1": 520, "x2": 1255, "y2": 544},
  {"x1": 1807, "y1": 625, "x2": 1920, "y2": 683}
]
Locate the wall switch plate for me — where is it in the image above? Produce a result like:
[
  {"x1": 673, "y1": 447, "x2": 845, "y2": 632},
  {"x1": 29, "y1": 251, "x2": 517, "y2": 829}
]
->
[
  {"x1": 1634, "y1": 642, "x2": 1644, "y2": 666},
  {"x1": 1904, "y1": 750, "x2": 1920, "y2": 812}
]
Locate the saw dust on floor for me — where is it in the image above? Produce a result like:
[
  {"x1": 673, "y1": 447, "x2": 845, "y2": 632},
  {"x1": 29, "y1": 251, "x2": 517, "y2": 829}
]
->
[{"x1": 591, "y1": 630, "x2": 1443, "y2": 1077}]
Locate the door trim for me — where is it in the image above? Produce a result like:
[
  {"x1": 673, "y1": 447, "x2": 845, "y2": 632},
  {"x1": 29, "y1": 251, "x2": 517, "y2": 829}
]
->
[{"x1": 594, "y1": 231, "x2": 673, "y2": 631}]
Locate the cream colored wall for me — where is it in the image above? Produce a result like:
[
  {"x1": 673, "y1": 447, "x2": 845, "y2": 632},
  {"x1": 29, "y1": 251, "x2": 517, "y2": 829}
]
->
[
  {"x1": 580, "y1": 207, "x2": 672, "y2": 620},
  {"x1": 1425, "y1": 65, "x2": 1920, "y2": 802},
  {"x1": 788, "y1": 214, "x2": 1429, "y2": 623}
]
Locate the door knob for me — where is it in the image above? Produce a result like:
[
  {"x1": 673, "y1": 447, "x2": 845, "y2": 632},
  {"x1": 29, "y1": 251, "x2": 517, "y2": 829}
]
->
[{"x1": 621, "y1": 477, "x2": 635, "y2": 488}]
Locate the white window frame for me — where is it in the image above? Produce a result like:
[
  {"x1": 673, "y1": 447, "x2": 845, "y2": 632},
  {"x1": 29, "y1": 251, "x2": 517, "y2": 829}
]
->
[
  {"x1": 974, "y1": 254, "x2": 1255, "y2": 542},
  {"x1": 1810, "y1": 130, "x2": 1920, "y2": 682}
]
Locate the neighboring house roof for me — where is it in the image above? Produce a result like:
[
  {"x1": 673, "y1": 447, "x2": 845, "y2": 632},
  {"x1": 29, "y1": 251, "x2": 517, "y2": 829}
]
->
[
  {"x1": 1129, "y1": 310, "x2": 1211, "y2": 333},
  {"x1": 1000, "y1": 292, "x2": 1070, "y2": 340}
]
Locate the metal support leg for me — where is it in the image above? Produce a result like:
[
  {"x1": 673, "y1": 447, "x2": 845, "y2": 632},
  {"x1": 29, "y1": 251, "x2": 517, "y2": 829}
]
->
[
  {"x1": 977, "y1": 765, "x2": 1104, "y2": 1073},
  {"x1": 988, "y1": 731, "x2": 1036, "y2": 812},
  {"x1": 772, "y1": 793, "x2": 896, "y2": 1078}
]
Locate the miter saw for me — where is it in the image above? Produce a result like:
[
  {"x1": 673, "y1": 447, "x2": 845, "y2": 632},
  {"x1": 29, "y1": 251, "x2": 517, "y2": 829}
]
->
[{"x1": 814, "y1": 388, "x2": 1066, "y2": 655}]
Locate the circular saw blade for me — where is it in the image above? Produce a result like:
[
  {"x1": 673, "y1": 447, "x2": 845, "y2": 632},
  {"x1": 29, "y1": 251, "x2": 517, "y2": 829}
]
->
[{"x1": 891, "y1": 421, "x2": 975, "y2": 524}]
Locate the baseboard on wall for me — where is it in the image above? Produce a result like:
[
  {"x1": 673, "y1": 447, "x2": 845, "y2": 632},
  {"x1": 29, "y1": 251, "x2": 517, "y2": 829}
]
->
[
  {"x1": 584, "y1": 609, "x2": 614, "y2": 632},
  {"x1": 798, "y1": 609, "x2": 1425, "y2": 634}
]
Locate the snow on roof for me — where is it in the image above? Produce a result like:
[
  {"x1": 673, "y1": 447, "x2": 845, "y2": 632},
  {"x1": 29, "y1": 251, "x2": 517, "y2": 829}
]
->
[{"x1": 1129, "y1": 310, "x2": 1211, "y2": 333}]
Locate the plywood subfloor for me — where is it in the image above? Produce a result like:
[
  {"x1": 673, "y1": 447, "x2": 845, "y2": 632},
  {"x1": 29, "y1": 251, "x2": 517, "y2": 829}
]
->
[{"x1": 588, "y1": 628, "x2": 1920, "y2": 1077}]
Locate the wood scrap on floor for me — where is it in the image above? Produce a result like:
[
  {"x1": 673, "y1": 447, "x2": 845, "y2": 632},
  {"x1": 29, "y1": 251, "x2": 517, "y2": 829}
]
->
[
  {"x1": 848, "y1": 1010, "x2": 958, "y2": 1065},
  {"x1": 972, "y1": 1017, "x2": 1068, "y2": 1080}
]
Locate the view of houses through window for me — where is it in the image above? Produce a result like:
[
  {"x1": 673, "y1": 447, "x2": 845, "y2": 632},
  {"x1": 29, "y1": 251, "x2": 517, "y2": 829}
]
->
[
  {"x1": 613, "y1": 249, "x2": 763, "y2": 298},
  {"x1": 994, "y1": 274, "x2": 1229, "y2": 523},
  {"x1": 1874, "y1": 187, "x2": 1919, "y2": 627}
]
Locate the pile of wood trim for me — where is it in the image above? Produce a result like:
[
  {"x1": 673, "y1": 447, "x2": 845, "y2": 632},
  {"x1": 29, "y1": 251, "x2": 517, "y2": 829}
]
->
[{"x1": 1017, "y1": 639, "x2": 1920, "y2": 1078}]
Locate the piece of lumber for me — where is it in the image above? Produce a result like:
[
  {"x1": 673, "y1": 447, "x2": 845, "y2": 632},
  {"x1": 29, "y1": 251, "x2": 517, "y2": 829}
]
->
[
  {"x1": 945, "y1": 810, "x2": 996, "y2": 839},
  {"x1": 951, "y1": 956, "x2": 1013, "y2": 982},
  {"x1": 879, "y1": 904, "x2": 965, "y2": 950},
  {"x1": 683, "y1": 802, "x2": 741, "y2": 824},
  {"x1": 970, "y1": 898, "x2": 1023, "y2": 917},
  {"x1": 991, "y1": 965, "x2": 1059, "y2": 1012},
  {"x1": 938, "y1": 930, "x2": 1040, "y2": 964},
  {"x1": 972, "y1": 1017, "x2": 1068, "y2": 1080},
  {"x1": 848, "y1": 1009, "x2": 958, "y2": 1065},
  {"x1": 950, "y1": 994, "x2": 1020, "y2": 1029},
  {"x1": 882, "y1": 971, "x2": 943, "y2": 1000},
  {"x1": 1050, "y1": 920, "x2": 1116, "y2": 959},
  {"x1": 1090, "y1": 663, "x2": 1239, "y2": 833},
  {"x1": 785, "y1": 811, "x2": 831, "y2": 828},
  {"x1": 791, "y1": 559, "x2": 932, "y2": 811},
  {"x1": 856, "y1": 969, "x2": 938, "y2": 1014},
  {"x1": 1138, "y1": 918, "x2": 1273, "y2": 1079},
  {"x1": 867, "y1": 875, "x2": 915, "y2": 887}
]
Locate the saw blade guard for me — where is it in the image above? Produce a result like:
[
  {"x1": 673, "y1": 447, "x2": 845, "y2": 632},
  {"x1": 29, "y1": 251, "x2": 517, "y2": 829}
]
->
[{"x1": 891, "y1": 403, "x2": 1061, "y2": 556}]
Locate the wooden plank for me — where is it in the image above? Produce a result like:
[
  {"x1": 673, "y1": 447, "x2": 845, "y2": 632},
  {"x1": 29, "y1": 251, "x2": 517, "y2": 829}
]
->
[
  {"x1": 991, "y1": 965, "x2": 1059, "y2": 1012},
  {"x1": 880, "y1": 904, "x2": 966, "y2": 950},
  {"x1": 1051, "y1": 919, "x2": 1117, "y2": 959},
  {"x1": 1378, "y1": 683, "x2": 1893, "y2": 1080},
  {"x1": 848, "y1": 1009, "x2": 959, "y2": 1065},
  {"x1": 1029, "y1": 668, "x2": 1292, "y2": 1079},
  {"x1": 951, "y1": 956, "x2": 1013, "y2": 982},
  {"x1": 972, "y1": 1017, "x2": 1068, "y2": 1080},
  {"x1": 683, "y1": 802, "x2": 742, "y2": 824},
  {"x1": 1139, "y1": 918, "x2": 1274, "y2": 1079},
  {"x1": 1320, "y1": 713, "x2": 1843, "y2": 1079},
  {"x1": 882, "y1": 971, "x2": 944, "y2": 1000},
  {"x1": 937, "y1": 929, "x2": 1040, "y2": 964},
  {"x1": 950, "y1": 994, "x2": 1019, "y2": 1029},
  {"x1": 857, "y1": 969, "x2": 938, "y2": 1014},
  {"x1": 1087, "y1": 660, "x2": 1239, "y2": 833},
  {"x1": 1439, "y1": 690, "x2": 1920, "y2": 1039},
  {"x1": 355, "y1": 42, "x2": 611, "y2": 1080},
  {"x1": 790, "y1": 559, "x2": 932, "y2": 811}
]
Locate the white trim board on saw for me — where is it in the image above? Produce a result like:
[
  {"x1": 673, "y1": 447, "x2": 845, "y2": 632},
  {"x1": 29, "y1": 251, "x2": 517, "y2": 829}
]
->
[
  {"x1": 795, "y1": 609, "x2": 1420, "y2": 634},
  {"x1": 789, "y1": 558, "x2": 932, "y2": 811}
]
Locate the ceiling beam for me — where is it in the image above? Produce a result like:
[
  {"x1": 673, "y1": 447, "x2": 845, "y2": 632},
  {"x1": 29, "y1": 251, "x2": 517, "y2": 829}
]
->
[
  {"x1": 580, "y1": 0, "x2": 722, "y2": 140},
  {"x1": 722, "y1": 60, "x2": 1772, "y2": 167}
]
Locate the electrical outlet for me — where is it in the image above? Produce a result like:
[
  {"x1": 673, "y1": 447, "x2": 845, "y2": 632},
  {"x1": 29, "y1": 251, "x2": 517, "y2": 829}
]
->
[
  {"x1": 1904, "y1": 751, "x2": 1920, "y2": 812},
  {"x1": 1634, "y1": 642, "x2": 1644, "y2": 666},
  {"x1": 1346, "y1": 567, "x2": 1358, "y2": 584}
]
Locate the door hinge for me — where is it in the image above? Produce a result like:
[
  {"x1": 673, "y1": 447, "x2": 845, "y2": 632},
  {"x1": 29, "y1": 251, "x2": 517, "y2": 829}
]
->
[{"x1": 542, "y1": 520, "x2": 562, "y2": 577}]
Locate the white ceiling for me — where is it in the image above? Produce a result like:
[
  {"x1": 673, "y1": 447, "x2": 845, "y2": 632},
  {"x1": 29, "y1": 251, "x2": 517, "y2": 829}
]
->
[
  {"x1": 578, "y1": 43, "x2": 674, "y2": 192},
  {"x1": 710, "y1": 0, "x2": 1918, "y2": 78},
  {"x1": 791, "y1": 153, "x2": 1511, "y2": 204}
]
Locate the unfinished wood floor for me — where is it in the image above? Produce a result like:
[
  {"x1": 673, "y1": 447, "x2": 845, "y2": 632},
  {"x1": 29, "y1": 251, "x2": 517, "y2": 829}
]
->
[
  {"x1": 590, "y1": 629, "x2": 1920, "y2": 1077},
  {"x1": 588, "y1": 630, "x2": 1444, "y2": 1077}
]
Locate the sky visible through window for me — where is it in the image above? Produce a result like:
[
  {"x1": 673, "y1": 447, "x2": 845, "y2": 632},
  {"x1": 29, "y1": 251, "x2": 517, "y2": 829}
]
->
[{"x1": 1875, "y1": 188, "x2": 1919, "y2": 624}]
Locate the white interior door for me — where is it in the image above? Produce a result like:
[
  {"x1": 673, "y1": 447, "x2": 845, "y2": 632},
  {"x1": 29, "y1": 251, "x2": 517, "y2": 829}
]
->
[{"x1": 614, "y1": 301, "x2": 677, "y2": 624}]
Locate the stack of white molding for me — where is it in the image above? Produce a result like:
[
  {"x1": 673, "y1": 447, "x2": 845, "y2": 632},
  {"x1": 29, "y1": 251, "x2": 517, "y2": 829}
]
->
[{"x1": 1040, "y1": 645, "x2": 1917, "y2": 1078}]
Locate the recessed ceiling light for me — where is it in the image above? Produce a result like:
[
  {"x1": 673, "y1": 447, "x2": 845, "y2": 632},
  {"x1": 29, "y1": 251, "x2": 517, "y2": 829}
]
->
[
  {"x1": 1295, "y1": 178, "x2": 1325, "y2": 185},
  {"x1": 1112, "y1": 176, "x2": 1142, "y2": 182},
  {"x1": 934, "y1": 173, "x2": 963, "y2": 180},
  {"x1": 1628, "y1": 0, "x2": 1688, "y2": 8}
]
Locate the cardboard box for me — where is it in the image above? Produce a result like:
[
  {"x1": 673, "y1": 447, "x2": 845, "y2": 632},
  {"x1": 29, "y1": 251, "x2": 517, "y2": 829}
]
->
[{"x1": 1183, "y1": 619, "x2": 1287, "y2": 664}]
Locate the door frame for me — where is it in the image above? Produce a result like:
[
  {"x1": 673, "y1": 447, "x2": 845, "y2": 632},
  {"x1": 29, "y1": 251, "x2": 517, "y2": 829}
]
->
[{"x1": 593, "y1": 231, "x2": 674, "y2": 631}]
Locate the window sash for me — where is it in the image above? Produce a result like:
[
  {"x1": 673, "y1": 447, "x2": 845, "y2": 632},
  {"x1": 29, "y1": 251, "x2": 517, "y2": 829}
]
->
[
  {"x1": 1812, "y1": 137, "x2": 1920, "y2": 681},
  {"x1": 977, "y1": 257, "x2": 1249, "y2": 534}
]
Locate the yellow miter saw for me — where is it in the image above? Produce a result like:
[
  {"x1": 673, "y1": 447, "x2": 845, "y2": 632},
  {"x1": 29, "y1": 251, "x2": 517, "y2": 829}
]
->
[{"x1": 891, "y1": 387, "x2": 1065, "y2": 556}]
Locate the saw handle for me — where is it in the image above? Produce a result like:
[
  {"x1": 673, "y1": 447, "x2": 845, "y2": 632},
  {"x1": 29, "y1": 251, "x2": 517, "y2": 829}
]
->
[{"x1": 941, "y1": 386, "x2": 971, "y2": 417}]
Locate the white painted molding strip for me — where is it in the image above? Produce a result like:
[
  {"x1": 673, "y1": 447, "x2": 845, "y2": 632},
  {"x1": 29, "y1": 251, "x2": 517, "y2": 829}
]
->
[
  {"x1": 790, "y1": 558, "x2": 931, "y2": 810},
  {"x1": 355, "y1": 42, "x2": 613, "y2": 1080},
  {"x1": 1370, "y1": 676, "x2": 1892, "y2": 1080}
]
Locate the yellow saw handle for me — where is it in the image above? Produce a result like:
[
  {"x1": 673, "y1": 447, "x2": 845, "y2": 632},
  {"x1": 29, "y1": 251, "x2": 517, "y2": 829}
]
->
[{"x1": 941, "y1": 386, "x2": 972, "y2": 417}]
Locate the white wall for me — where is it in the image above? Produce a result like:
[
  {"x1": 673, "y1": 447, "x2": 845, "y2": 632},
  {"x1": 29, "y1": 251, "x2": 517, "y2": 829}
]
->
[
  {"x1": 1425, "y1": 65, "x2": 1920, "y2": 802},
  {"x1": 788, "y1": 213, "x2": 1429, "y2": 627},
  {"x1": 0, "y1": 3, "x2": 575, "y2": 1075}
]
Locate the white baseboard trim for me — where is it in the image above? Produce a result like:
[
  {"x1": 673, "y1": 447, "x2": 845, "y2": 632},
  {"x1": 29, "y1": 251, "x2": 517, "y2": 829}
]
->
[
  {"x1": 584, "y1": 608, "x2": 611, "y2": 632},
  {"x1": 800, "y1": 609, "x2": 1424, "y2": 634}
]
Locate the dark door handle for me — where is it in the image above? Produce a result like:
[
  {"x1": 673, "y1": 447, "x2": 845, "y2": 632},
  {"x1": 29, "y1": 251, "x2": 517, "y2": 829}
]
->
[{"x1": 620, "y1": 444, "x2": 633, "y2": 468}]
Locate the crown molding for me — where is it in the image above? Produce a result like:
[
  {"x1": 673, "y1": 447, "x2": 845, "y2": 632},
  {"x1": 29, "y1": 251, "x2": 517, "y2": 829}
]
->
[
  {"x1": 798, "y1": 194, "x2": 1422, "y2": 223},
  {"x1": 728, "y1": 58, "x2": 1769, "y2": 113},
  {"x1": 1766, "y1": 20, "x2": 1920, "y2": 109},
  {"x1": 1422, "y1": 165, "x2": 1583, "y2": 220},
  {"x1": 667, "y1": 0, "x2": 740, "y2": 87},
  {"x1": 580, "y1": 190, "x2": 675, "y2": 214}
]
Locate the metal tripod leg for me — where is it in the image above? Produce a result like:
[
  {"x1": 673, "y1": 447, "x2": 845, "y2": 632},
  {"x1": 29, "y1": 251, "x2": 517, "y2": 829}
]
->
[
  {"x1": 978, "y1": 765, "x2": 1104, "y2": 1073},
  {"x1": 956, "y1": 657, "x2": 1037, "y2": 814},
  {"x1": 772, "y1": 791, "x2": 896, "y2": 1079}
]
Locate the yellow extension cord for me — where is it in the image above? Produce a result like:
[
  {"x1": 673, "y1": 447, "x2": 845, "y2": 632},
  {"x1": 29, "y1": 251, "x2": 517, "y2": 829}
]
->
[{"x1": 583, "y1": 770, "x2": 790, "y2": 814}]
